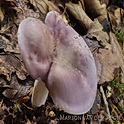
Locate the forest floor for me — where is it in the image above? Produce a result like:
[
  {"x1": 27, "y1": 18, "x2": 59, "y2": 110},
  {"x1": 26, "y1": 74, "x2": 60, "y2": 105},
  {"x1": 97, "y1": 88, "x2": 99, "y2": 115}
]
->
[{"x1": 0, "y1": 0, "x2": 124, "y2": 124}]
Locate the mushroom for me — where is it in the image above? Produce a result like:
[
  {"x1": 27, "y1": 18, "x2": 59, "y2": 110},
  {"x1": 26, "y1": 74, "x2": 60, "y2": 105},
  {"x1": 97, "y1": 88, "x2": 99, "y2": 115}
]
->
[
  {"x1": 18, "y1": 11, "x2": 97, "y2": 115},
  {"x1": 18, "y1": 17, "x2": 53, "y2": 106}
]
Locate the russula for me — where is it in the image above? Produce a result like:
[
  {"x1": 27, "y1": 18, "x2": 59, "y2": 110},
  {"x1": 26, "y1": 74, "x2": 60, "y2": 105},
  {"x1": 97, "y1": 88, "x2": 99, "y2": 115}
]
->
[{"x1": 18, "y1": 11, "x2": 97, "y2": 115}]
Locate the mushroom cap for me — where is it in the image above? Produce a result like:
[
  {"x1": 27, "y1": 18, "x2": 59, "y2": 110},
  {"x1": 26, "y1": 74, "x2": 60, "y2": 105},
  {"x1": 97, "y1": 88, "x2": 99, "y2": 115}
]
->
[
  {"x1": 45, "y1": 11, "x2": 97, "y2": 114},
  {"x1": 18, "y1": 11, "x2": 97, "y2": 115},
  {"x1": 18, "y1": 17, "x2": 54, "y2": 80}
]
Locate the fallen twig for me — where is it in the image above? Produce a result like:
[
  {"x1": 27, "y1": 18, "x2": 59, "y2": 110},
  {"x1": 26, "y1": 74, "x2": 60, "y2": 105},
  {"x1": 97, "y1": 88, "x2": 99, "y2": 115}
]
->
[{"x1": 100, "y1": 86, "x2": 113, "y2": 124}]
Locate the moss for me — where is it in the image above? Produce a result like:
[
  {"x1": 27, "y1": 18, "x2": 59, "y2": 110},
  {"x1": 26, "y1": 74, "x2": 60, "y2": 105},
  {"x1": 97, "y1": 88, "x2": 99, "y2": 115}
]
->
[
  {"x1": 115, "y1": 27, "x2": 124, "y2": 44},
  {"x1": 108, "y1": 74, "x2": 124, "y2": 114}
]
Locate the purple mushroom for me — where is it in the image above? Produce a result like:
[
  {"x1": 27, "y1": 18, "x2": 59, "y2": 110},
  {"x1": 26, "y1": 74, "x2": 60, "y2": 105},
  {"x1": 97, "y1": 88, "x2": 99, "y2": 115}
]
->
[{"x1": 18, "y1": 11, "x2": 97, "y2": 115}]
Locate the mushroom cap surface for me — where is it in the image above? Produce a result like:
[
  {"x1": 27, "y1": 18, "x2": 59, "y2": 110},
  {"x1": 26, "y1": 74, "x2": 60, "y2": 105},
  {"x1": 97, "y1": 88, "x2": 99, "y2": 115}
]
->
[{"x1": 18, "y1": 11, "x2": 97, "y2": 115}]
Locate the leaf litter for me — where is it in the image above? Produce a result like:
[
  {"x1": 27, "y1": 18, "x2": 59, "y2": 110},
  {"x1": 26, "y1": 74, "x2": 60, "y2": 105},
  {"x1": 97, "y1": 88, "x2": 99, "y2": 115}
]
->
[{"x1": 0, "y1": 0, "x2": 124, "y2": 124}]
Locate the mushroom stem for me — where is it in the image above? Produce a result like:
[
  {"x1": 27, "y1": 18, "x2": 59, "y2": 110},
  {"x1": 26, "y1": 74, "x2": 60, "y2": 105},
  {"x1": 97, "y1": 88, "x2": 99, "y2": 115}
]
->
[{"x1": 31, "y1": 79, "x2": 49, "y2": 107}]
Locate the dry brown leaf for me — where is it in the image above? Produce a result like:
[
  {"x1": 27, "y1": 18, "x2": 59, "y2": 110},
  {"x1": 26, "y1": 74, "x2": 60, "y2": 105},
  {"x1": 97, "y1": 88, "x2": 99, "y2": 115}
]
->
[
  {"x1": 0, "y1": 36, "x2": 6, "y2": 50},
  {"x1": 0, "y1": 120, "x2": 4, "y2": 124},
  {"x1": 29, "y1": 0, "x2": 48, "y2": 19},
  {"x1": 0, "y1": 25, "x2": 11, "y2": 34},
  {"x1": 109, "y1": 32, "x2": 124, "y2": 82},
  {"x1": 96, "y1": 43, "x2": 124, "y2": 83},
  {"x1": 100, "y1": 0, "x2": 109, "y2": 6},
  {"x1": 87, "y1": 19, "x2": 109, "y2": 47},
  {"x1": 94, "y1": 45, "x2": 122, "y2": 83},
  {"x1": 80, "y1": 0, "x2": 85, "y2": 10},
  {"x1": 0, "y1": 23, "x2": 19, "y2": 54},
  {"x1": 29, "y1": 0, "x2": 60, "y2": 18},
  {"x1": 84, "y1": 0, "x2": 108, "y2": 29},
  {"x1": 18, "y1": 96, "x2": 30, "y2": 104},
  {"x1": 85, "y1": 20, "x2": 124, "y2": 84},
  {"x1": 0, "y1": 7, "x2": 4, "y2": 22},
  {"x1": 0, "y1": 76, "x2": 10, "y2": 89},
  {"x1": 2, "y1": 36, "x2": 19, "y2": 54},
  {"x1": 0, "y1": 55, "x2": 27, "y2": 81},
  {"x1": 66, "y1": 1, "x2": 93, "y2": 29},
  {"x1": 108, "y1": 5, "x2": 124, "y2": 31},
  {"x1": 2, "y1": 75, "x2": 32, "y2": 99},
  {"x1": 49, "y1": 120, "x2": 58, "y2": 124},
  {"x1": 0, "y1": 101, "x2": 4, "y2": 117},
  {"x1": 26, "y1": 119, "x2": 32, "y2": 124},
  {"x1": 48, "y1": 1, "x2": 60, "y2": 12},
  {"x1": 114, "y1": 8, "x2": 122, "y2": 25},
  {"x1": 84, "y1": 0, "x2": 107, "y2": 18},
  {"x1": 109, "y1": 32, "x2": 124, "y2": 62}
]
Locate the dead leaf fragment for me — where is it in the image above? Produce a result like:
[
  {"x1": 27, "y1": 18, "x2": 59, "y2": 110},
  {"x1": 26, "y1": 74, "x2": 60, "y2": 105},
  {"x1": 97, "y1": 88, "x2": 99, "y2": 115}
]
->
[
  {"x1": 49, "y1": 120, "x2": 58, "y2": 124},
  {"x1": 85, "y1": 19, "x2": 124, "y2": 84},
  {"x1": 87, "y1": 19, "x2": 109, "y2": 46},
  {"x1": 0, "y1": 25, "x2": 20, "y2": 54},
  {"x1": 2, "y1": 75, "x2": 32, "y2": 99},
  {"x1": 84, "y1": 0, "x2": 107, "y2": 18},
  {"x1": 0, "y1": 7, "x2": 4, "y2": 21},
  {"x1": 108, "y1": 5, "x2": 124, "y2": 31},
  {"x1": 66, "y1": 1, "x2": 93, "y2": 29},
  {"x1": 26, "y1": 119, "x2": 32, "y2": 124},
  {"x1": 100, "y1": 0, "x2": 109, "y2": 6},
  {"x1": 0, "y1": 55, "x2": 27, "y2": 81},
  {"x1": 94, "y1": 43, "x2": 123, "y2": 84},
  {"x1": 18, "y1": 96, "x2": 30, "y2": 104},
  {"x1": 48, "y1": 1, "x2": 60, "y2": 12},
  {"x1": 30, "y1": 0, "x2": 48, "y2": 16},
  {"x1": 0, "y1": 120, "x2": 4, "y2": 124}
]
